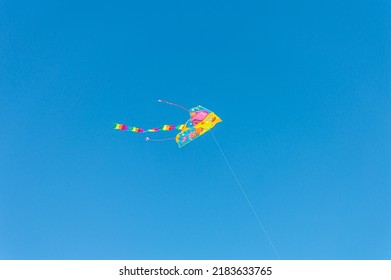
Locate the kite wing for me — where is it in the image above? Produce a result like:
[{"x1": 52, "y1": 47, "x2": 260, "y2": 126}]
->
[{"x1": 175, "y1": 106, "x2": 222, "y2": 148}]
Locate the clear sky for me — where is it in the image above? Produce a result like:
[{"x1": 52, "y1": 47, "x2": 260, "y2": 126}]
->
[{"x1": 1, "y1": 0, "x2": 390, "y2": 260}]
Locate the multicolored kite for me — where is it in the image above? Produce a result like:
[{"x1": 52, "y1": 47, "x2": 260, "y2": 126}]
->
[{"x1": 114, "y1": 100, "x2": 222, "y2": 147}]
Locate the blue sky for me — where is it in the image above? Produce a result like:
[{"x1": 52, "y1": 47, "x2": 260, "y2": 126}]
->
[{"x1": 1, "y1": 0, "x2": 390, "y2": 259}]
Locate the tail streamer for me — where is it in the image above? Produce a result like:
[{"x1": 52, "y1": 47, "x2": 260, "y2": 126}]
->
[
  {"x1": 114, "y1": 123, "x2": 184, "y2": 133},
  {"x1": 210, "y1": 131, "x2": 281, "y2": 259}
]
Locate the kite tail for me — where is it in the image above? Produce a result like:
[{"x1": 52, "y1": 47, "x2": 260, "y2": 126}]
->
[{"x1": 114, "y1": 123, "x2": 184, "y2": 133}]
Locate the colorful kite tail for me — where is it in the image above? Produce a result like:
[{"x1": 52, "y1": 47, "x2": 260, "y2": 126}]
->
[{"x1": 114, "y1": 123, "x2": 184, "y2": 133}]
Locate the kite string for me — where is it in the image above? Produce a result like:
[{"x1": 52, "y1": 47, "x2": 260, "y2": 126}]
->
[{"x1": 210, "y1": 132, "x2": 281, "y2": 259}]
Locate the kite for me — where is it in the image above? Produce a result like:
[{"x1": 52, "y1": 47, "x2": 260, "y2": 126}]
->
[
  {"x1": 114, "y1": 100, "x2": 222, "y2": 147},
  {"x1": 114, "y1": 101, "x2": 280, "y2": 258}
]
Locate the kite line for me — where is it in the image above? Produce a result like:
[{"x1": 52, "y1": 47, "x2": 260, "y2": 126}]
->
[{"x1": 210, "y1": 131, "x2": 281, "y2": 259}]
